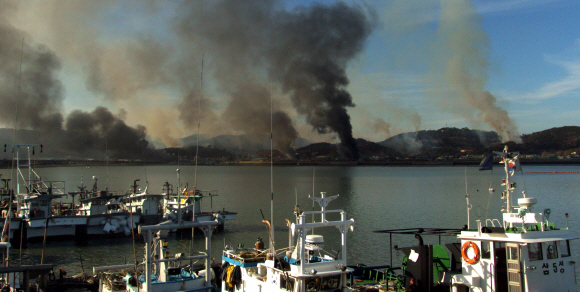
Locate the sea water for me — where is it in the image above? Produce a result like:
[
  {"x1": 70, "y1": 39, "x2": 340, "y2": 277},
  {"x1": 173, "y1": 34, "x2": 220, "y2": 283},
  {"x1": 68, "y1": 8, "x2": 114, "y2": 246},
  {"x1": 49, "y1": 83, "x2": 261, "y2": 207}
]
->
[{"x1": 1, "y1": 164, "x2": 579, "y2": 282}]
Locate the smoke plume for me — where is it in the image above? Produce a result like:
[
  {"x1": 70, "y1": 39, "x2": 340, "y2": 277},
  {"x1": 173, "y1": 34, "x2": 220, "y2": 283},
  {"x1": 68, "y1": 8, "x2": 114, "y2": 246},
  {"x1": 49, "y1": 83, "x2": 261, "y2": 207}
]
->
[
  {"x1": 176, "y1": 0, "x2": 375, "y2": 159},
  {"x1": 429, "y1": 0, "x2": 521, "y2": 142},
  {"x1": 4, "y1": 1, "x2": 375, "y2": 158},
  {"x1": 0, "y1": 6, "x2": 153, "y2": 159}
]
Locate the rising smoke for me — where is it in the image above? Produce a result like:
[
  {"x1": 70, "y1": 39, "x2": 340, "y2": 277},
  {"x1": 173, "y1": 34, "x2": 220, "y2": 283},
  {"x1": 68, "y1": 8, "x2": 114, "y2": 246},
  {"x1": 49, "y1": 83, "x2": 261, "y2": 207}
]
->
[
  {"x1": 429, "y1": 0, "x2": 521, "y2": 142},
  {"x1": 0, "y1": 4, "x2": 153, "y2": 159},
  {"x1": 176, "y1": 0, "x2": 376, "y2": 159}
]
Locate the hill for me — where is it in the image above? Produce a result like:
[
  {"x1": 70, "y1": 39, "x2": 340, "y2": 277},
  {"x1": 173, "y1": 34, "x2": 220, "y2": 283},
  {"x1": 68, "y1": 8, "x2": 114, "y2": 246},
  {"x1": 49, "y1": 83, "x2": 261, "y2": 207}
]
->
[
  {"x1": 296, "y1": 139, "x2": 400, "y2": 160},
  {"x1": 2, "y1": 126, "x2": 579, "y2": 162},
  {"x1": 379, "y1": 128, "x2": 501, "y2": 157},
  {"x1": 481, "y1": 126, "x2": 580, "y2": 156}
]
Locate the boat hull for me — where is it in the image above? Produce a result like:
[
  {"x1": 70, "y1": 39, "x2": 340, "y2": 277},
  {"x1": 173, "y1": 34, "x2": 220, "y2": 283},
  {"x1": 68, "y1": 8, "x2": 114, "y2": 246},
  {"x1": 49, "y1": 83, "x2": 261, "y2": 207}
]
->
[{"x1": 25, "y1": 216, "x2": 87, "y2": 241}]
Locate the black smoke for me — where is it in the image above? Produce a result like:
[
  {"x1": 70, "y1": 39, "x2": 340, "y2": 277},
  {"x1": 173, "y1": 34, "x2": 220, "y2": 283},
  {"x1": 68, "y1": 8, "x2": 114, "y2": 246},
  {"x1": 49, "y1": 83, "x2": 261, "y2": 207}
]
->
[
  {"x1": 0, "y1": 7, "x2": 154, "y2": 159},
  {"x1": 176, "y1": 0, "x2": 375, "y2": 159}
]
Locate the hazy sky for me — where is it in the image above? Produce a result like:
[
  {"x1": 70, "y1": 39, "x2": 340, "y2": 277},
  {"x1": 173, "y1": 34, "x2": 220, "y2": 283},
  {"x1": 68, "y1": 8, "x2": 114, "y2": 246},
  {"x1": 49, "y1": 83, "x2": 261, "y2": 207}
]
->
[{"x1": 3, "y1": 0, "x2": 579, "y2": 148}]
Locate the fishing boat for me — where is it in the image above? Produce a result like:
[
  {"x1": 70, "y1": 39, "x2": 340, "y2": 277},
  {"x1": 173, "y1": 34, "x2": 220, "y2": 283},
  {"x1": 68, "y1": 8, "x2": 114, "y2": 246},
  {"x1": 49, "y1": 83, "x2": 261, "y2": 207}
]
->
[
  {"x1": 364, "y1": 148, "x2": 579, "y2": 292},
  {"x1": 221, "y1": 191, "x2": 355, "y2": 292},
  {"x1": 92, "y1": 219, "x2": 221, "y2": 292},
  {"x1": 4, "y1": 144, "x2": 87, "y2": 243},
  {"x1": 124, "y1": 179, "x2": 165, "y2": 225},
  {"x1": 0, "y1": 176, "x2": 21, "y2": 244},
  {"x1": 76, "y1": 176, "x2": 139, "y2": 238},
  {"x1": 163, "y1": 188, "x2": 236, "y2": 231}
]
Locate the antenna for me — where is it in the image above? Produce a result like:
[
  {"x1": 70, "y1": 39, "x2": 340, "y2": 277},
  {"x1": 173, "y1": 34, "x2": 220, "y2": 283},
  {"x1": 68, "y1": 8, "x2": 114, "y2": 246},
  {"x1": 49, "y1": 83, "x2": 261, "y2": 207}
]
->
[
  {"x1": 464, "y1": 167, "x2": 471, "y2": 229},
  {"x1": 312, "y1": 168, "x2": 315, "y2": 233},
  {"x1": 270, "y1": 83, "x2": 275, "y2": 256},
  {"x1": 2, "y1": 39, "x2": 24, "y2": 251},
  {"x1": 194, "y1": 55, "x2": 203, "y2": 189},
  {"x1": 105, "y1": 138, "x2": 109, "y2": 191}
]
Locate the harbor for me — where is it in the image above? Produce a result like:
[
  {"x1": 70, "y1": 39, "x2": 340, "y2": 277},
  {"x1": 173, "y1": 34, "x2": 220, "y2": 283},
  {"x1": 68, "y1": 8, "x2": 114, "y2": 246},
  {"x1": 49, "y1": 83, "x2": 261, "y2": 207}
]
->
[{"x1": 0, "y1": 160, "x2": 578, "y2": 291}]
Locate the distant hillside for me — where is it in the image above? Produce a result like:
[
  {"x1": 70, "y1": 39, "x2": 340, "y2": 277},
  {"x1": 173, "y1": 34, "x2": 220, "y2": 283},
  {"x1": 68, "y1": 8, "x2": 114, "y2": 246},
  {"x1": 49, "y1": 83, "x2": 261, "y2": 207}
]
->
[
  {"x1": 3, "y1": 126, "x2": 579, "y2": 161},
  {"x1": 296, "y1": 139, "x2": 400, "y2": 159},
  {"x1": 482, "y1": 126, "x2": 580, "y2": 155},
  {"x1": 181, "y1": 134, "x2": 310, "y2": 154},
  {"x1": 379, "y1": 128, "x2": 501, "y2": 157},
  {"x1": 520, "y1": 126, "x2": 580, "y2": 154},
  {"x1": 165, "y1": 145, "x2": 234, "y2": 161}
]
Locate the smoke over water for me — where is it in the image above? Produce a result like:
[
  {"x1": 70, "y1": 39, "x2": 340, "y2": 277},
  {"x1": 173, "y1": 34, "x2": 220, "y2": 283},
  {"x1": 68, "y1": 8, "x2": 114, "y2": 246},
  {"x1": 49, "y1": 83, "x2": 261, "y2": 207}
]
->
[
  {"x1": 0, "y1": 6, "x2": 152, "y2": 159},
  {"x1": 176, "y1": 0, "x2": 375, "y2": 159},
  {"x1": 430, "y1": 0, "x2": 521, "y2": 142},
  {"x1": 4, "y1": 0, "x2": 380, "y2": 159}
]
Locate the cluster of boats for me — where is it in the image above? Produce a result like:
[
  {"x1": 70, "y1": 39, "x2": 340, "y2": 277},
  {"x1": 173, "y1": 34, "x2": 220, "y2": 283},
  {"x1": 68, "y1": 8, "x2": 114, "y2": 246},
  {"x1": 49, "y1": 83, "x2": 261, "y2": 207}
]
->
[
  {"x1": 0, "y1": 146, "x2": 236, "y2": 246},
  {"x1": 1, "y1": 146, "x2": 579, "y2": 292}
]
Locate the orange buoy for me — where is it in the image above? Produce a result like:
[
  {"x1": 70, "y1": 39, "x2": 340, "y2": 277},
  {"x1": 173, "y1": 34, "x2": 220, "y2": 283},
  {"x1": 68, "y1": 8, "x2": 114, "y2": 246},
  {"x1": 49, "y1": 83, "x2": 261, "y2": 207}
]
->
[{"x1": 461, "y1": 241, "x2": 480, "y2": 265}]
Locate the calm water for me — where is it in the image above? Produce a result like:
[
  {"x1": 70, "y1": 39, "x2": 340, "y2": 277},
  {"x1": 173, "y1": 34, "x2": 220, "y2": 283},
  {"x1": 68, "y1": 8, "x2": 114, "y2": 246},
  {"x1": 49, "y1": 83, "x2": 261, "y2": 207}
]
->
[{"x1": 1, "y1": 164, "x2": 580, "y2": 280}]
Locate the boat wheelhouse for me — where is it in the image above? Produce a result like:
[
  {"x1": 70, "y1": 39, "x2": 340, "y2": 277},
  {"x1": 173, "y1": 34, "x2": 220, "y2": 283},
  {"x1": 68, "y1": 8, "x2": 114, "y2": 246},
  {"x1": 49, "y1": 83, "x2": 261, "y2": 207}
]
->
[
  {"x1": 124, "y1": 180, "x2": 165, "y2": 225},
  {"x1": 222, "y1": 192, "x2": 354, "y2": 292},
  {"x1": 78, "y1": 192, "x2": 139, "y2": 237},
  {"x1": 367, "y1": 148, "x2": 579, "y2": 292},
  {"x1": 164, "y1": 189, "x2": 236, "y2": 231}
]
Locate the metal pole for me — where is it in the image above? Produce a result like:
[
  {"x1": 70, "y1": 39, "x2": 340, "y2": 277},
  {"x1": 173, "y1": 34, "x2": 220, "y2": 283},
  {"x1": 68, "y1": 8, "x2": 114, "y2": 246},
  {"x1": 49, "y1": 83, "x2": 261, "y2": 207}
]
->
[
  {"x1": 145, "y1": 230, "x2": 152, "y2": 292},
  {"x1": 177, "y1": 169, "x2": 181, "y2": 225}
]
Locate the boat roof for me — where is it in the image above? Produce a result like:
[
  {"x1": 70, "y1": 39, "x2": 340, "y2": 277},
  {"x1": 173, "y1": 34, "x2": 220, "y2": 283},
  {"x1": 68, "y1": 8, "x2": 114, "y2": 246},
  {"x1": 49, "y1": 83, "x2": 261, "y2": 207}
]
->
[
  {"x1": 373, "y1": 227, "x2": 464, "y2": 236},
  {"x1": 21, "y1": 194, "x2": 64, "y2": 202},
  {"x1": 127, "y1": 193, "x2": 165, "y2": 199},
  {"x1": 458, "y1": 229, "x2": 580, "y2": 242},
  {"x1": 81, "y1": 195, "x2": 122, "y2": 202}
]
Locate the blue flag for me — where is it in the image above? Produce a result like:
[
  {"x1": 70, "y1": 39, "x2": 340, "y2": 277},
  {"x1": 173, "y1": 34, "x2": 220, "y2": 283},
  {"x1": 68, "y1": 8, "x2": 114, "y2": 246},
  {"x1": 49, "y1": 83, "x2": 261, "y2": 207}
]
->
[{"x1": 479, "y1": 154, "x2": 493, "y2": 171}]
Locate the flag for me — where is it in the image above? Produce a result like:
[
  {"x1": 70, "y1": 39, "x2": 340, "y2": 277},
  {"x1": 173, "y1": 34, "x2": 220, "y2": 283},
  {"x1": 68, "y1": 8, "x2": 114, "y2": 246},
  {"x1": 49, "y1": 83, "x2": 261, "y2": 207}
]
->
[
  {"x1": 479, "y1": 154, "x2": 493, "y2": 171},
  {"x1": 508, "y1": 155, "x2": 519, "y2": 176}
]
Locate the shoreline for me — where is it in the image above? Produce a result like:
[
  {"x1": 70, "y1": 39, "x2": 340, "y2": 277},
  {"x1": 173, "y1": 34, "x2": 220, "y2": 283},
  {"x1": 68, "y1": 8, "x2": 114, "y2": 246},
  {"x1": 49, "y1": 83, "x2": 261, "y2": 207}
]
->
[{"x1": 1, "y1": 159, "x2": 579, "y2": 168}]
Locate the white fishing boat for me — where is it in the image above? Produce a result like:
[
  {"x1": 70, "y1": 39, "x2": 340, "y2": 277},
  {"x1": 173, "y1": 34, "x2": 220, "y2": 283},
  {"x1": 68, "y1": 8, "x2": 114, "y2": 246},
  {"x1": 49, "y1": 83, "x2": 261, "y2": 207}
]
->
[
  {"x1": 93, "y1": 220, "x2": 221, "y2": 292},
  {"x1": 368, "y1": 147, "x2": 579, "y2": 292},
  {"x1": 74, "y1": 176, "x2": 140, "y2": 238},
  {"x1": 124, "y1": 179, "x2": 165, "y2": 225},
  {"x1": 221, "y1": 191, "x2": 355, "y2": 292},
  {"x1": 163, "y1": 188, "x2": 236, "y2": 230},
  {"x1": 77, "y1": 193, "x2": 139, "y2": 238},
  {"x1": 0, "y1": 175, "x2": 22, "y2": 243},
  {"x1": 4, "y1": 143, "x2": 87, "y2": 242},
  {"x1": 20, "y1": 193, "x2": 87, "y2": 241}
]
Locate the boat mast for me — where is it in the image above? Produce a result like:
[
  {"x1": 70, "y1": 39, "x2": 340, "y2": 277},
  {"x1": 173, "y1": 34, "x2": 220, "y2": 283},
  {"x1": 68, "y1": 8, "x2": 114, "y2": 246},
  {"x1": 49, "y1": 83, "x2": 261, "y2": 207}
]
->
[
  {"x1": 270, "y1": 83, "x2": 275, "y2": 255},
  {"x1": 494, "y1": 145, "x2": 518, "y2": 213},
  {"x1": 194, "y1": 55, "x2": 203, "y2": 189},
  {"x1": 177, "y1": 168, "x2": 181, "y2": 225}
]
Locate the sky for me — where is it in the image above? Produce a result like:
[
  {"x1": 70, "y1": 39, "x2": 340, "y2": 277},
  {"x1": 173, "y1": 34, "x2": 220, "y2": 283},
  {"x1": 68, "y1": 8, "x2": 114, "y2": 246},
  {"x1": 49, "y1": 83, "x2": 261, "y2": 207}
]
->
[{"x1": 2, "y1": 0, "x2": 579, "y2": 150}]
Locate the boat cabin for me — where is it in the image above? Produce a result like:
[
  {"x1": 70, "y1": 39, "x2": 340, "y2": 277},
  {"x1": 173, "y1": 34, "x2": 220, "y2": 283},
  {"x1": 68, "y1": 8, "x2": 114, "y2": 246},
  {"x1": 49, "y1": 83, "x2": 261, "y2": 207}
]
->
[
  {"x1": 78, "y1": 193, "x2": 122, "y2": 216},
  {"x1": 19, "y1": 194, "x2": 63, "y2": 218},
  {"x1": 222, "y1": 192, "x2": 354, "y2": 292},
  {"x1": 369, "y1": 149, "x2": 578, "y2": 292},
  {"x1": 125, "y1": 192, "x2": 164, "y2": 215},
  {"x1": 451, "y1": 209, "x2": 578, "y2": 292}
]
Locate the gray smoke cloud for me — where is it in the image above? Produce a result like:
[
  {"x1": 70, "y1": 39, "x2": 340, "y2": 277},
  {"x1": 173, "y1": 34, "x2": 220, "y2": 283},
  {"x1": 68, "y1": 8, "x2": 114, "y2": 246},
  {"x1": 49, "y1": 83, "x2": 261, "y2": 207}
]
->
[
  {"x1": 0, "y1": 3, "x2": 63, "y2": 134},
  {"x1": 176, "y1": 0, "x2": 376, "y2": 159},
  {"x1": 0, "y1": 4, "x2": 153, "y2": 159},
  {"x1": 5, "y1": 1, "x2": 375, "y2": 158},
  {"x1": 429, "y1": 0, "x2": 521, "y2": 142},
  {"x1": 65, "y1": 107, "x2": 151, "y2": 158}
]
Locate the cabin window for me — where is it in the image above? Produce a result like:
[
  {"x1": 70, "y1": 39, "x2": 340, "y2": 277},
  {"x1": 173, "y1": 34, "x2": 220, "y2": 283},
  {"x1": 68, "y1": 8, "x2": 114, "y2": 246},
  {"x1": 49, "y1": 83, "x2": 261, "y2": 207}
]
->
[
  {"x1": 544, "y1": 242, "x2": 559, "y2": 259},
  {"x1": 528, "y1": 243, "x2": 543, "y2": 261},
  {"x1": 507, "y1": 246, "x2": 518, "y2": 261},
  {"x1": 559, "y1": 240, "x2": 571, "y2": 258},
  {"x1": 481, "y1": 241, "x2": 491, "y2": 259}
]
